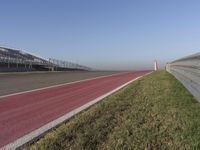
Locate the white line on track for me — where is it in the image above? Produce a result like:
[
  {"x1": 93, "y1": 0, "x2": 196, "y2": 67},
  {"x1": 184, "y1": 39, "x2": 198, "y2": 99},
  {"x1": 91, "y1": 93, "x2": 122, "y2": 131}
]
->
[
  {"x1": 0, "y1": 72, "x2": 128, "y2": 99},
  {"x1": 0, "y1": 71, "x2": 152, "y2": 150}
]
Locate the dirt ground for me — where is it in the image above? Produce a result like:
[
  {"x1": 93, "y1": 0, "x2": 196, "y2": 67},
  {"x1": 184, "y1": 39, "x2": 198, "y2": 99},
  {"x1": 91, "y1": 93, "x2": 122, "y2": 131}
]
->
[{"x1": 0, "y1": 71, "x2": 122, "y2": 96}]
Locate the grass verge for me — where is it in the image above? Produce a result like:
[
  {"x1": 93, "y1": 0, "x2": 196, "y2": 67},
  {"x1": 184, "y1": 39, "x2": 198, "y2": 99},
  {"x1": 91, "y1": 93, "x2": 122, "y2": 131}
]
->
[{"x1": 23, "y1": 71, "x2": 200, "y2": 150}]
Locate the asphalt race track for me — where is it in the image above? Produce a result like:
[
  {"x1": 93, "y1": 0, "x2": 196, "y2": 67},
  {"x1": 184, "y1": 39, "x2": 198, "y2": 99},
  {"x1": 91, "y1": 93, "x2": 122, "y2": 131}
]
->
[
  {"x1": 0, "y1": 71, "x2": 121, "y2": 96},
  {"x1": 0, "y1": 71, "x2": 149, "y2": 148}
]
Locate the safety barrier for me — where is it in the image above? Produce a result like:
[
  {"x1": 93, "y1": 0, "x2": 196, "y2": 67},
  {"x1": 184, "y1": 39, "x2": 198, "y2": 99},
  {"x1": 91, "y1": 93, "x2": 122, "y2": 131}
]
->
[{"x1": 166, "y1": 53, "x2": 200, "y2": 101}]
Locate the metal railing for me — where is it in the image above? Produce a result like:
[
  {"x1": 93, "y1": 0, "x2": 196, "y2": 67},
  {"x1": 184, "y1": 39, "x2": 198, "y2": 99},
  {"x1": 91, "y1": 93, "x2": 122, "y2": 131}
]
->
[
  {"x1": 49, "y1": 58, "x2": 91, "y2": 71},
  {"x1": 0, "y1": 47, "x2": 49, "y2": 66},
  {"x1": 0, "y1": 47, "x2": 91, "y2": 71},
  {"x1": 166, "y1": 53, "x2": 200, "y2": 101}
]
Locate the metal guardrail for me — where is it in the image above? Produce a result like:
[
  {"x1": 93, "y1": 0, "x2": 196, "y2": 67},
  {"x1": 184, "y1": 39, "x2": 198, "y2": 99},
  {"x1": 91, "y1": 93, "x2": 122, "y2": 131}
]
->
[{"x1": 166, "y1": 53, "x2": 200, "y2": 101}]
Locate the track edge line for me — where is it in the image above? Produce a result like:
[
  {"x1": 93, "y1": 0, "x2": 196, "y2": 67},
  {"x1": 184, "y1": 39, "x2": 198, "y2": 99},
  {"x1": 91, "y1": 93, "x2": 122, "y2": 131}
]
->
[{"x1": 0, "y1": 72, "x2": 128, "y2": 99}]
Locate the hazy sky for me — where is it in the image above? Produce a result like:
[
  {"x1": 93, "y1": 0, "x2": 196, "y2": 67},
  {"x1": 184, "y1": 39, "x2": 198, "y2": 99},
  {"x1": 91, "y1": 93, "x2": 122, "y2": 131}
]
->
[{"x1": 1, "y1": 0, "x2": 200, "y2": 70}]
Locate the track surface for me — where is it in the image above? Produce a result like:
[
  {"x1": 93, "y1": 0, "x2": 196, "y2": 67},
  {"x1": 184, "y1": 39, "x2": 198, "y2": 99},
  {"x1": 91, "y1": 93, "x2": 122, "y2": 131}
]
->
[
  {"x1": 0, "y1": 71, "x2": 149, "y2": 148},
  {"x1": 0, "y1": 71, "x2": 121, "y2": 96}
]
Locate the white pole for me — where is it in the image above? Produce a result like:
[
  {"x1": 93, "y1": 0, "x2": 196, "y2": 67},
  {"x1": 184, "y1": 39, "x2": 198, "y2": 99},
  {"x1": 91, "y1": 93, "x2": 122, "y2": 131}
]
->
[{"x1": 154, "y1": 60, "x2": 158, "y2": 71}]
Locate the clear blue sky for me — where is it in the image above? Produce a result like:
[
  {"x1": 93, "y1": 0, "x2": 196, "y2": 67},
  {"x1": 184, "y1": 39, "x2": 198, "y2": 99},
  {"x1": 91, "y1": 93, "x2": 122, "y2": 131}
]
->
[{"x1": 1, "y1": 0, "x2": 200, "y2": 70}]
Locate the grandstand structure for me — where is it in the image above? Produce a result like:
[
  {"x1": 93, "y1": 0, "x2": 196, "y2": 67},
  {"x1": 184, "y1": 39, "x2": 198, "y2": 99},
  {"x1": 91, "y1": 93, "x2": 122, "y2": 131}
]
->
[
  {"x1": 49, "y1": 58, "x2": 91, "y2": 71},
  {"x1": 0, "y1": 47, "x2": 91, "y2": 72}
]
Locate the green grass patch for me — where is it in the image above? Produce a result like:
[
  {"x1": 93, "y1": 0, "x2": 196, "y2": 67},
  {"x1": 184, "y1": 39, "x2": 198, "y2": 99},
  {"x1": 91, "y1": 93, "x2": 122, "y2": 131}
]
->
[{"x1": 23, "y1": 71, "x2": 200, "y2": 150}]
